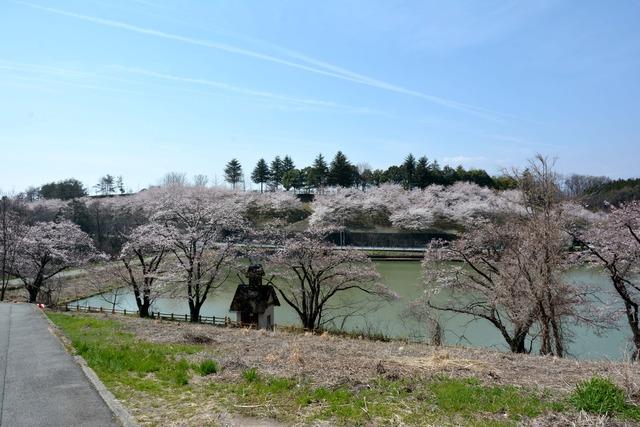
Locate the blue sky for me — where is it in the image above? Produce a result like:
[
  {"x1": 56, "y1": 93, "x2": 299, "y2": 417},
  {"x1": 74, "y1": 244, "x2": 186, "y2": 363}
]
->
[{"x1": 1, "y1": 0, "x2": 639, "y2": 192}]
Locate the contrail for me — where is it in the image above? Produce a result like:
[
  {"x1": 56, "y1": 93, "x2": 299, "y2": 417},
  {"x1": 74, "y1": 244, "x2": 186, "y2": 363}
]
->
[
  {"x1": 16, "y1": 1, "x2": 507, "y2": 121},
  {"x1": 0, "y1": 59, "x2": 387, "y2": 115},
  {"x1": 113, "y1": 66, "x2": 385, "y2": 113}
]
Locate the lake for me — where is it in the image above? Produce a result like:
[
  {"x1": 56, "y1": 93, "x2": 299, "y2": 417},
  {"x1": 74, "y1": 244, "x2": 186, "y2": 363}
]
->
[{"x1": 73, "y1": 260, "x2": 633, "y2": 361}]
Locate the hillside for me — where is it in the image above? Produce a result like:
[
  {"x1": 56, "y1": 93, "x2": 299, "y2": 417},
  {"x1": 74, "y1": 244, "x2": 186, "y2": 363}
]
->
[
  {"x1": 584, "y1": 178, "x2": 640, "y2": 209},
  {"x1": 49, "y1": 311, "x2": 640, "y2": 426}
]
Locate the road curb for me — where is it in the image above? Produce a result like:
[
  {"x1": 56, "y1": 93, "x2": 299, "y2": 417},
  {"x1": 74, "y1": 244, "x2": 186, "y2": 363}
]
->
[
  {"x1": 40, "y1": 308, "x2": 139, "y2": 427},
  {"x1": 73, "y1": 355, "x2": 139, "y2": 427}
]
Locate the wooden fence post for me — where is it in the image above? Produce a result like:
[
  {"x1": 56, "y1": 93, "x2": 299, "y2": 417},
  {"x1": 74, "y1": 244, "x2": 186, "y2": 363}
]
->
[{"x1": 124, "y1": 309, "x2": 127, "y2": 315}]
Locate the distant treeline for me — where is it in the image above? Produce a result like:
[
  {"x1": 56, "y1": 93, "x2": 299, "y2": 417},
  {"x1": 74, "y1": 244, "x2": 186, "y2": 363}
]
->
[
  {"x1": 582, "y1": 178, "x2": 640, "y2": 208},
  {"x1": 242, "y1": 152, "x2": 518, "y2": 192},
  {"x1": 19, "y1": 174, "x2": 128, "y2": 201},
  {"x1": 13, "y1": 152, "x2": 640, "y2": 209}
]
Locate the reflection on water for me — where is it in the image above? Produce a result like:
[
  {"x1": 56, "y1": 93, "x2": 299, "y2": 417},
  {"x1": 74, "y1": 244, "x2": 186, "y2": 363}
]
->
[{"x1": 74, "y1": 261, "x2": 632, "y2": 361}]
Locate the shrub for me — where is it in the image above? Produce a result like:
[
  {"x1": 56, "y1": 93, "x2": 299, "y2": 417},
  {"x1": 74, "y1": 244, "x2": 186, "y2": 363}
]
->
[
  {"x1": 243, "y1": 368, "x2": 260, "y2": 383},
  {"x1": 196, "y1": 359, "x2": 219, "y2": 376},
  {"x1": 571, "y1": 377, "x2": 627, "y2": 415}
]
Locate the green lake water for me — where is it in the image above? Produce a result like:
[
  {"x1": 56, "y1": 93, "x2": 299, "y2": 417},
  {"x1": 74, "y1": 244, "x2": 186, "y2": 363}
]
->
[{"x1": 74, "y1": 261, "x2": 633, "y2": 361}]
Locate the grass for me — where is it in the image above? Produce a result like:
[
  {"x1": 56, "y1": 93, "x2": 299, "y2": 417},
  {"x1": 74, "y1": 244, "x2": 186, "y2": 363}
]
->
[
  {"x1": 429, "y1": 377, "x2": 547, "y2": 420},
  {"x1": 196, "y1": 359, "x2": 220, "y2": 376},
  {"x1": 48, "y1": 312, "x2": 635, "y2": 426},
  {"x1": 221, "y1": 374, "x2": 558, "y2": 426},
  {"x1": 570, "y1": 377, "x2": 640, "y2": 421},
  {"x1": 48, "y1": 312, "x2": 200, "y2": 393},
  {"x1": 242, "y1": 367, "x2": 260, "y2": 383}
]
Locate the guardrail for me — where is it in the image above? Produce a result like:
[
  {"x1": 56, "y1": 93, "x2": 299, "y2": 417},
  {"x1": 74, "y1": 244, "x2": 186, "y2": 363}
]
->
[{"x1": 60, "y1": 303, "x2": 243, "y2": 327}]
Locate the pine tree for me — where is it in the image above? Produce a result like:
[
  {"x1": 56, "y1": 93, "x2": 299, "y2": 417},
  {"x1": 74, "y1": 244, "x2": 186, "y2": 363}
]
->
[
  {"x1": 308, "y1": 154, "x2": 329, "y2": 191},
  {"x1": 282, "y1": 155, "x2": 295, "y2": 174},
  {"x1": 415, "y1": 156, "x2": 430, "y2": 189},
  {"x1": 224, "y1": 159, "x2": 243, "y2": 189},
  {"x1": 270, "y1": 156, "x2": 284, "y2": 188},
  {"x1": 403, "y1": 154, "x2": 416, "y2": 190},
  {"x1": 328, "y1": 151, "x2": 356, "y2": 188},
  {"x1": 251, "y1": 159, "x2": 270, "y2": 193}
]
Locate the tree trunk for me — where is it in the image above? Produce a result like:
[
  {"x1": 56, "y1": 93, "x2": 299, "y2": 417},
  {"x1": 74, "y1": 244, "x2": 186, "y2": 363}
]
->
[
  {"x1": 137, "y1": 301, "x2": 150, "y2": 318},
  {"x1": 550, "y1": 316, "x2": 564, "y2": 357},
  {"x1": 27, "y1": 284, "x2": 39, "y2": 303},
  {"x1": 133, "y1": 286, "x2": 151, "y2": 318},
  {"x1": 623, "y1": 300, "x2": 639, "y2": 361},
  {"x1": 539, "y1": 317, "x2": 552, "y2": 355},
  {"x1": 612, "y1": 276, "x2": 639, "y2": 361},
  {"x1": 189, "y1": 301, "x2": 201, "y2": 323},
  {"x1": 301, "y1": 309, "x2": 320, "y2": 330},
  {"x1": 508, "y1": 331, "x2": 528, "y2": 354}
]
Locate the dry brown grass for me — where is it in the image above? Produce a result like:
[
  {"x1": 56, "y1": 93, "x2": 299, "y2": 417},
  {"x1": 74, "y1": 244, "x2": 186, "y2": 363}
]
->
[{"x1": 104, "y1": 313, "x2": 640, "y2": 399}]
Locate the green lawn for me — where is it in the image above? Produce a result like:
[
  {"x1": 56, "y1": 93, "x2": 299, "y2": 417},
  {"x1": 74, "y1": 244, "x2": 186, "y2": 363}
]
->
[{"x1": 47, "y1": 312, "x2": 638, "y2": 426}]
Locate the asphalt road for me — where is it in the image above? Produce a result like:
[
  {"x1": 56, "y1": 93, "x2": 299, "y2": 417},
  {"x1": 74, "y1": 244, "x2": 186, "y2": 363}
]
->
[{"x1": 0, "y1": 303, "x2": 119, "y2": 427}]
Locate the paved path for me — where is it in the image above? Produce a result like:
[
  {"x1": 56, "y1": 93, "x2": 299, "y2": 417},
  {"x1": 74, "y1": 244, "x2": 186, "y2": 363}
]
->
[{"x1": 0, "y1": 303, "x2": 119, "y2": 427}]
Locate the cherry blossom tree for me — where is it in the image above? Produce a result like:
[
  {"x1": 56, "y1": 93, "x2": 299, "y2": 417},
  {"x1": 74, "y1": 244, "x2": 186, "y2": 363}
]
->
[
  {"x1": 118, "y1": 222, "x2": 173, "y2": 317},
  {"x1": 421, "y1": 156, "x2": 605, "y2": 356},
  {"x1": 13, "y1": 220, "x2": 101, "y2": 303},
  {"x1": 1, "y1": 196, "x2": 26, "y2": 301},
  {"x1": 268, "y1": 227, "x2": 397, "y2": 330},
  {"x1": 422, "y1": 223, "x2": 538, "y2": 353},
  {"x1": 309, "y1": 182, "x2": 523, "y2": 230},
  {"x1": 151, "y1": 187, "x2": 246, "y2": 321},
  {"x1": 572, "y1": 201, "x2": 640, "y2": 360},
  {"x1": 244, "y1": 190, "x2": 307, "y2": 224}
]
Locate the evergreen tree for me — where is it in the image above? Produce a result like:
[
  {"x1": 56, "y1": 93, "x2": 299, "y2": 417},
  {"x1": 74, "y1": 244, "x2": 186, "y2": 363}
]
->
[
  {"x1": 40, "y1": 178, "x2": 87, "y2": 200},
  {"x1": 308, "y1": 153, "x2": 329, "y2": 191},
  {"x1": 465, "y1": 169, "x2": 495, "y2": 188},
  {"x1": 358, "y1": 168, "x2": 374, "y2": 191},
  {"x1": 328, "y1": 151, "x2": 356, "y2": 188},
  {"x1": 251, "y1": 158, "x2": 271, "y2": 193},
  {"x1": 383, "y1": 165, "x2": 404, "y2": 185},
  {"x1": 282, "y1": 155, "x2": 295, "y2": 174},
  {"x1": 429, "y1": 161, "x2": 443, "y2": 185},
  {"x1": 415, "y1": 156, "x2": 430, "y2": 189},
  {"x1": 270, "y1": 156, "x2": 284, "y2": 188},
  {"x1": 282, "y1": 169, "x2": 304, "y2": 191},
  {"x1": 371, "y1": 169, "x2": 385, "y2": 187},
  {"x1": 224, "y1": 158, "x2": 243, "y2": 189},
  {"x1": 441, "y1": 165, "x2": 458, "y2": 185},
  {"x1": 403, "y1": 154, "x2": 417, "y2": 189},
  {"x1": 300, "y1": 166, "x2": 313, "y2": 191}
]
